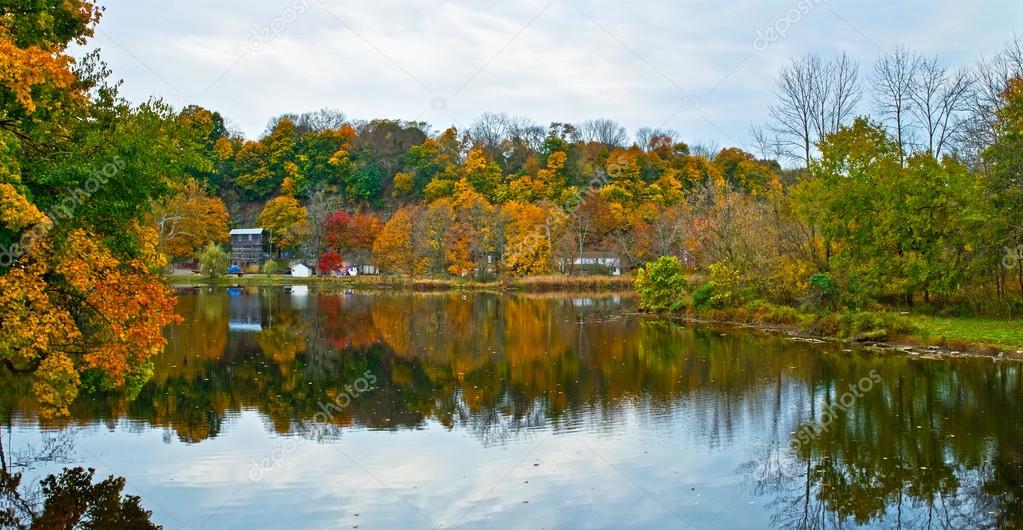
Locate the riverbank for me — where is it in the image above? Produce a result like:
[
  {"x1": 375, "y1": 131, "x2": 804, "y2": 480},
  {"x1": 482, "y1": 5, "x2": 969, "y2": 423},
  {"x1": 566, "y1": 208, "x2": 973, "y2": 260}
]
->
[
  {"x1": 166, "y1": 273, "x2": 635, "y2": 292},
  {"x1": 648, "y1": 302, "x2": 1023, "y2": 359}
]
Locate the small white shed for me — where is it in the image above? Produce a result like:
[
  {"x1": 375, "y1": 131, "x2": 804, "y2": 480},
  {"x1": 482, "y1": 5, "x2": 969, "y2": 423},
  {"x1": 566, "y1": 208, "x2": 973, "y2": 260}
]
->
[{"x1": 290, "y1": 263, "x2": 312, "y2": 278}]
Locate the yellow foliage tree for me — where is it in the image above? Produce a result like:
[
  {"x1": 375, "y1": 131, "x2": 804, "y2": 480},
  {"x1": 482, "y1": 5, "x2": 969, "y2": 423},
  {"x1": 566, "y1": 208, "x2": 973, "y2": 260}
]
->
[
  {"x1": 258, "y1": 178, "x2": 310, "y2": 254},
  {"x1": 502, "y1": 201, "x2": 553, "y2": 276}
]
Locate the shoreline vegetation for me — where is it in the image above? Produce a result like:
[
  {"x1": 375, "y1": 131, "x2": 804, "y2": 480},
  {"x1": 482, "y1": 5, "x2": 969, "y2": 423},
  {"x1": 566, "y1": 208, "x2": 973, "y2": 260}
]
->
[
  {"x1": 656, "y1": 305, "x2": 1023, "y2": 360},
  {"x1": 168, "y1": 273, "x2": 1022, "y2": 357},
  {"x1": 630, "y1": 256, "x2": 1023, "y2": 359},
  {"x1": 166, "y1": 273, "x2": 636, "y2": 292}
]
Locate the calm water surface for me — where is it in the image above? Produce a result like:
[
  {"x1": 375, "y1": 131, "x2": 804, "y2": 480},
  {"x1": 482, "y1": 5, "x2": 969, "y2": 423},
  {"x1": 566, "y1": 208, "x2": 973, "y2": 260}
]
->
[{"x1": 3, "y1": 287, "x2": 1022, "y2": 529}]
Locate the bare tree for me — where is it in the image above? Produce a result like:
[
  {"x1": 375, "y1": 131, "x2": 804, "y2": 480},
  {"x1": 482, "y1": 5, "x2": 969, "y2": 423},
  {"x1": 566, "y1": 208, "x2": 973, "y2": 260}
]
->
[
  {"x1": 769, "y1": 53, "x2": 861, "y2": 167},
  {"x1": 873, "y1": 45, "x2": 921, "y2": 163},
  {"x1": 689, "y1": 141, "x2": 720, "y2": 159},
  {"x1": 769, "y1": 55, "x2": 819, "y2": 166},
  {"x1": 466, "y1": 112, "x2": 511, "y2": 155},
  {"x1": 577, "y1": 118, "x2": 628, "y2": 147},
  {"x1": 961, "y1": 35, "x2": 1023, "y2": 164},
  {"x1": 635, "y1": 127, "x2": 679, "y2": 151},
  {"x1": 303, "y1": 185, "x2": 342, "y2": 261},
  {"x1": 909, "y1": 55, "x2": 974, "y2": 160},
  {"x1": 749, "y1": 123, "x2": 786, "y2": 162},
  {"x1": 811, "y1": 52, "x2": 862, "y2": 144},
  {"x1": 505, "y1": 116, "x2": 545, "y2": 153}
]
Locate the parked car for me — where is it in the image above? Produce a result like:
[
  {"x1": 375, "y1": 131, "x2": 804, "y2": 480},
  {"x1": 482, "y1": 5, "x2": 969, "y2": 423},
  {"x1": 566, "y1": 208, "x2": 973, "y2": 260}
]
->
[{"x1": 227, "y1": 265, "x2": 243, "y2": 276}]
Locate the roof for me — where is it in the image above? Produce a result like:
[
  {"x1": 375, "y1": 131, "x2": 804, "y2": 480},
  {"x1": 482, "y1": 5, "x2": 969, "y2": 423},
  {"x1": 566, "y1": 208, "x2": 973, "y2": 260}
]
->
[
  {"x1": 229, "y1": 228, "x2": 264, "y2": 235},
  {"x1": 571, "y1": 252, "x2": 620, "y2": 258}
]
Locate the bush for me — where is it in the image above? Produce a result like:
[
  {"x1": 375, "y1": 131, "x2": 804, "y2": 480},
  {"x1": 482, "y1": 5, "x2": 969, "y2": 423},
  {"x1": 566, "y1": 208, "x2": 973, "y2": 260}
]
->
[
  {"x1": 807, "y1": 272, "x2": 838, "y2": 309},
  {"x1": 634, "y1": 256, "x2": 688, "y2": 311},
  {"x1": 262, "y1": 259, "x2": 279, "y2": 274},
  {"x1": 691, "y1": 282, "x2": 716, "y2": 310},
  {"x1": 707, "y1": 261, "x2": 745, "y2": 307},
  {"x1": 810, "y1": 310, "x2": 918, "y2": 340},
  {"x1": 746, "y1": 300, "x2": 805, "y2": 325},
  {"x1": 198, "y1": 242, "x2": 229, "y2": 281}
]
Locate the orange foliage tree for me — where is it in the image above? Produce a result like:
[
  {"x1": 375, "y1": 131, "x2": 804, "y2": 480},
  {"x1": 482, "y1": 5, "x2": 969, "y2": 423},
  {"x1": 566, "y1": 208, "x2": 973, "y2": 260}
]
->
[
  {"x1": 373, "y1": 206, "x2": 428, "y2": 277},
  {"x1": 149, "y1": 179, "x2": 229, "y2": 261}
]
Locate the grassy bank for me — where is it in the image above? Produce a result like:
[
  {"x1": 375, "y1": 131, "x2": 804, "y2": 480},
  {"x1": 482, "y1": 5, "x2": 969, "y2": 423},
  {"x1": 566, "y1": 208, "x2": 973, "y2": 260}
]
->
[
  {"x1": 910, "y1": 315, "x2": 1023, "y2": 353},
  {"x1": 167, "y1": 273, "x2": 635, "y2": 293},
  {"x1": 663, "y1": 301, "x2": 1023, "y2": 355}
]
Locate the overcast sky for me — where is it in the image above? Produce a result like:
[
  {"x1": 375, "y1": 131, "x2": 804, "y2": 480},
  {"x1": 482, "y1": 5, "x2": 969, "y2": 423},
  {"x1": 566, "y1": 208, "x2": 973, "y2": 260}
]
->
[{"x1": 81, "y1": 0, "x2": 1022, "y2": 148}]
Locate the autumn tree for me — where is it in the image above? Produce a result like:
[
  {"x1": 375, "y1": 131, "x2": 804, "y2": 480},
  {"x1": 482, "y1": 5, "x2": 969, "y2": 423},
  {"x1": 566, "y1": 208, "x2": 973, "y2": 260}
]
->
[
  {"x1": 0, "y1": 1, "x2": 191, "y2": 415},
  {"x1": 149, "y1": 179, "x2": 229, "y2": 261},
  {"x1": 502, "y1": 201, "x2": 553, "y2": 276},
  {"x1": 373, "y1": 206, "x2": 428, "y2": 277},
  {"x1": 258, "y1": 178, "x2": 310, "y2": 256},
  {"x1": 793, "y1": 118, "x2": 987, "y2": 305},
  {"x1": 769, "y1": 53, "x2": 861, "y2": 166},
  {"x1": 983, "y1": 76, "x2": 1023, "y2": 299},
  {"x1": 446, "y1": 179, "x2": 499, "y2": 277}
]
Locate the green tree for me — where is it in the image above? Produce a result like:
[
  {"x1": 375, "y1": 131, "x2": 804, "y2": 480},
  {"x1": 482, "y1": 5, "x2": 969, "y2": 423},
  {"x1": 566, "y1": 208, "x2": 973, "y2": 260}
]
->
[
  {"x1": 635, "y1": 256, "x2": 688, "y2": 311},
  {"x1": 199, "y1": 242, "x2": 229, "y2": 280}
]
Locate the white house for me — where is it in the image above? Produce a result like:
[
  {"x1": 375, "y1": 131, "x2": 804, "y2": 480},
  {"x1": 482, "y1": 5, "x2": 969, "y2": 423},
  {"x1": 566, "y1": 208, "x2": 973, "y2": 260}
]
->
[
  {"x1": 558, "y1": 252, "x2": 622, "y2": 275},
  {"x1": 290, "y1": 262, "x2": 312, "y2": 278}
]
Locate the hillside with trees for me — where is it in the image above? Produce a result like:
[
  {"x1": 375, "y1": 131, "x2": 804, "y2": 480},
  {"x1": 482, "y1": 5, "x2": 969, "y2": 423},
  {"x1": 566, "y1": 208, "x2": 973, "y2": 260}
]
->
[{"x1": 157, "y1": 38, "x2": 1023, "y2": 317}]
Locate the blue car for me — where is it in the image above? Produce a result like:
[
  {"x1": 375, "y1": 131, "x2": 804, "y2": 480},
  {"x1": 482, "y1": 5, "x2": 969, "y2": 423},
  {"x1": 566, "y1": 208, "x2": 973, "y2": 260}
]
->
[{"x1": 227, "y1": 265, "x2": 242, "y2": 276}]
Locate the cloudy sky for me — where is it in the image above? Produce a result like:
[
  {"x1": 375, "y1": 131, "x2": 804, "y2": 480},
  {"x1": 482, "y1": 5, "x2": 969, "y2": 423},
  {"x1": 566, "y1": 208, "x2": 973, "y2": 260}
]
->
[{"x1": 81, "y1": 0, "x2": 1022, "y2": 148}]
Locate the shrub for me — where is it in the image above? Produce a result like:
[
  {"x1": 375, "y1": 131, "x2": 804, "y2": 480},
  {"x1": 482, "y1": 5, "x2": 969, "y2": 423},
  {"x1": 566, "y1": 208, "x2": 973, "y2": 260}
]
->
[
  {"x1": 691, "y1": 282, "x2": 716, "y2": 310},
  {"x1": 707, "y1": 261, "x2": 744, "y2": 307},
  {"x1": 634, "y1": 256, "x2": 688, "y2": 311},
  {"x1": 807, "y1": 272, "x2": 838, "y2": 309},
  {"x1": 262, "y1": 259, "x2": 279, "y2": 274},
  {"x1": 810, "y1": 310, "x2": 918, "y2": 339},
  {"x1": 746, "y1": 300, "x2": 805, "y2": 325}
]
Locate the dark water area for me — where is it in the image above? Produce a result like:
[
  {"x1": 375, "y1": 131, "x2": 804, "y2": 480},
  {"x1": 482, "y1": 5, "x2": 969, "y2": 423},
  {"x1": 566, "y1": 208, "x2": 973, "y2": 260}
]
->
[{"x1": 2, "y1": 286, "x2": 1022, "y2": 529}]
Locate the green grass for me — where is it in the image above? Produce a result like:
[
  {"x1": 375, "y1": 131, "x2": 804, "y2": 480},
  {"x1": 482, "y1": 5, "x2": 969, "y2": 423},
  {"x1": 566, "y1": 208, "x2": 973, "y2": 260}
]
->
[{"x1": 909, "y1": 315, "x2": 1023, "y2": 351}]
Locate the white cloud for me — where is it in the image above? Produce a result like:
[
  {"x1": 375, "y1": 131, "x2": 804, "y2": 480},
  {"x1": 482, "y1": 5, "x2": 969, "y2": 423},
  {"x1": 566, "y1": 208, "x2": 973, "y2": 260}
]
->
[{"x1": 83, "y1": 0, "x2": 1022, "y2": 148}]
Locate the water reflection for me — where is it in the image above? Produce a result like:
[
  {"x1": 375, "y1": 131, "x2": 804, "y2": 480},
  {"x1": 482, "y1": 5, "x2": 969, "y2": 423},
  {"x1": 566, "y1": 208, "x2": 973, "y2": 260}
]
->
[{"x1": 1, "y1": 287, "x2": 1021, "y2": 528}]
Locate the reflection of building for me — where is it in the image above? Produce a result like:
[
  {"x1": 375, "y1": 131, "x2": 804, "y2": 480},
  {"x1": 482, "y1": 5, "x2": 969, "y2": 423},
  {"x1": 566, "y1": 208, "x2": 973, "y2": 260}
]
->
[
  {"x1": 229, "y1": 228, "x2": 267, "y2": 267},
  {"x1": 558, "y1": 252, "x2": 622, "y2": 275},
  {"x1": 228, "y1": 287, "x2": 263, "y2": 332}
]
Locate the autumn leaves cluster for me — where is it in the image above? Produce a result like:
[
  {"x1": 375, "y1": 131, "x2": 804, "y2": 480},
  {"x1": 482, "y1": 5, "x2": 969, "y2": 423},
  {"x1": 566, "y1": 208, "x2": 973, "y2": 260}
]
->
[
  {"x1": 1, "y1": 2, "x2": 182, "y2": 416},
  {"x1": 171, "y1": 105, "x2": 783, "y2": 280}
]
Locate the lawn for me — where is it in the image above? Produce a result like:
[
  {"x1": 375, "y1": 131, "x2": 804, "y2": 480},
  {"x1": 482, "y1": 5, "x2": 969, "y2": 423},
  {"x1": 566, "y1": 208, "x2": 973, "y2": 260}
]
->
[{"x1": 910, "y1": 315, "x2": 1023, "y2": 352}]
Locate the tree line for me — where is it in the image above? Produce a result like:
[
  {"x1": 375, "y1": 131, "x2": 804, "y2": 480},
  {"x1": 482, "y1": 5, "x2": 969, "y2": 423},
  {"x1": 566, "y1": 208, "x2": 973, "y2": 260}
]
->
[{"x1": 163, "y1": 38, "x2": 1023, "y2": 314}]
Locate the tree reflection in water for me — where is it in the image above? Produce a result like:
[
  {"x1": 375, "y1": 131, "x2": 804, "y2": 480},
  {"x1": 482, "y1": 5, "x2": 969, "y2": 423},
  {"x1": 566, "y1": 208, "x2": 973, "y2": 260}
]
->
[
  {"x1": 1, "y1": 287, "x2": 1020, "y2": 528},
  {"x1": 0, "y1": 414, "x2": 159, "y2": 528}
]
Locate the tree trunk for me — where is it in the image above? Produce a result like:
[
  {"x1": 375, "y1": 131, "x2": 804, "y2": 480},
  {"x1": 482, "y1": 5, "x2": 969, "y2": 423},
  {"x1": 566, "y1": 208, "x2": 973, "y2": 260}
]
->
[{"x1": 1018, "y1": 265, "x2": 1022, "y2": 304}]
